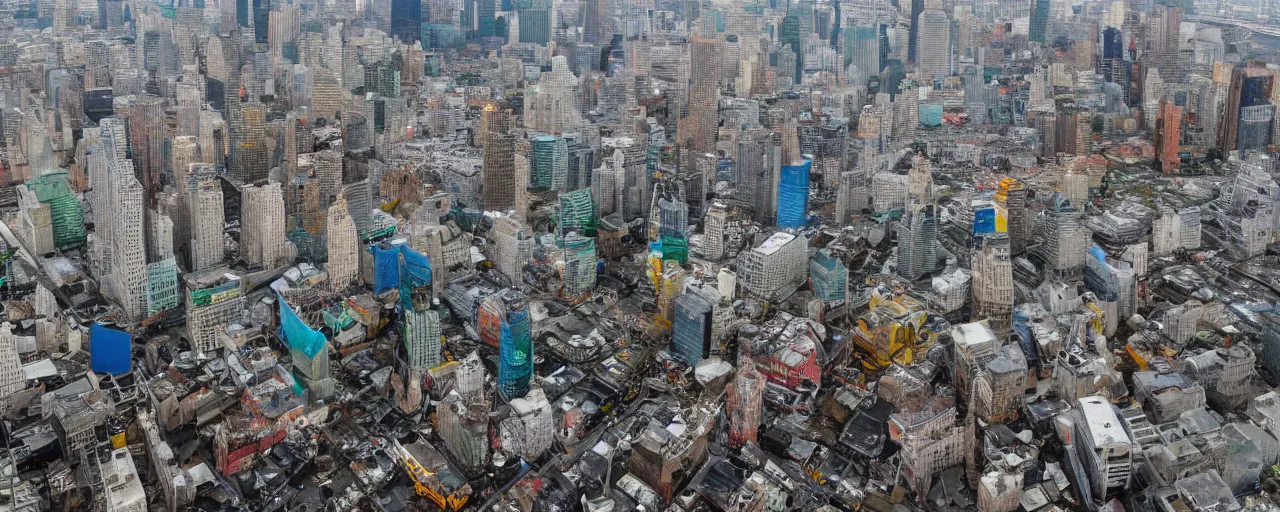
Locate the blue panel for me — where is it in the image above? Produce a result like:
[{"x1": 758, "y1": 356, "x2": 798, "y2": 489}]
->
[
  {"x1": 777, "y1": 159, "x2": 811, "y2": 229},
  {"x1": 278, "y1": 293, "x2": 326, "y2": 358},
  {"x1": 973, "y1": 208, "x2": 996, "y2": 234},
  {"x1": 90, "y1": 323, "x2": 132, "y2": 375}
]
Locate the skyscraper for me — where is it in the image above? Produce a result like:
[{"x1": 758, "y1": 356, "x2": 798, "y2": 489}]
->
[
  {"x1": 972, "y1": 235, "x2": 1014, "y2": 335},
  {"x1": 727, "y1": 357, "x2": 766, "y2": 448},
  {"x1": 776, "y1": 159, "x2": 811, "y2": 229},
  {"x1": 231, "y1": 103, "x2": 269, "y2": 184},
  {"x1": 686, "y1": 38, "x2": 722, "y2": 154},
  {"x1": 491, "y1": 291, "x2": 533, "y2": 399},
  {"x1": 391, "y1": 0, "x2": 424, "y2": 44},
  {"x1": 896, "y1": 203, "x2": 938, "y2": 281},
  {"x1": 188, "y1": 165, "x2": 225, "y2": 272},
  {"x1": 1029, "y1": 0, "x2": 1050, "y2": 44},
  {"x1": 524, "y1": 57, "x2": 582, "y2": 134},
  {"x1": 114, "y1": 94, "x2": 166, "y2": 202},
  {"x1": 581, "y1": 0, "x2": 606, "y2": 43},
  {"x1": 107, "y1": 156, "x2": 148, "y2": 321},
  {"x1": 531, "y1": 135, "x2": 569, "y2": 191},
  {"x1": 326, "y1": 196, "x2": 359, "y2": 291},
  {"x1": 240, "y1": 181, "x2": 287, "y2": 269},
  {"x1": 915, "y1": 10, "x2": 950, "y2": 82},
  {"x1": 483, "y1": 133, "x2": 518, "y2": 212},
  {"x1": 491, "y1": 214, "x2": 534, "y2": 287},
  {"x1": 403, "y1": 308, "x2": 442, "y2": 371},
  {"x1": 672, "y1": 291, "x2": 714, "y2": 367},
  {"x1": 1219, "y1": 64, "x2": 1274, "y2": 156},
  {"x1": 561, "y1": 234, "x2": 597, "y2": 301},
  {"x1": 1156, "y1": 100, "x2": 1183, "y2": 173}
]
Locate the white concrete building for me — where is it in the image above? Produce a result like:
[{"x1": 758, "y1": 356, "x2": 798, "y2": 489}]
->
[
  {"x1": 738, "y1": 231, "x2": 808, "y2": 301},
  {"x1": 187, "y1": 164, "x2": 225, "y2": 272},
  {"x1": 325, "y1": 196, "x2": 359, "y2": 291},
  {"x1": 241, "y1": 181, "x2": 287, "y2": 269}
]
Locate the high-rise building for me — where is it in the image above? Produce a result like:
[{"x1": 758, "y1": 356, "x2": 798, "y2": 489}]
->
[
  {"x1": 524, "y1": 57, "x2": 582, "y2": 134},
  {"x1": 810, "y1": 249, "x2": 848, "y2": 304},
  {"x1": 703, "y1": 202, "x2": 729, "y2": 261},
  {"x1": 403, "y1": 307, "x2": 442, "y2": 371},
  {"x1": 100, "y1": 154, "x2": 149, "y2": 321},
  {"x1": 727, "y1": 357, "x2": 766, "y2": 448},
  {"x1": 685, "y1": 38, "x2": 722, "y2": 153},
  {"x1": 654, "y1": 194, "x2": 689, "y2": 241},
  {"x1": 972, "y1": 235, "x2": 1014, "y2": 335},
  {"x1": 531, "y1": 135, "x2": 569, "y2": 191},
  {"x1": 231, "y1": 103, "x2": 270, "y2": 184},
  {"x1": 1035, "y1": 194, "x2": 1085, "y2": 279},
  {"x1": 517, "y1": 6, "x2": 551, "y2": 44},
  {"x1": 1155, "y1": 100, "x2": 1183, "y2": 173},
  {"x1": 437, "y1": 390, "x2": 489, "y2": 469},
  {"x1": 489, "y1": 291, "x2": 533, "y2": 399},
  {"x1": 1219, "y1": 65, "x2": 1275, "y2": 156},
  {"x1": 188, "y1": 165, "x2": 225, "y2": 272},
  {"x1": 491, "y1": 215, "x2": 534, "y2": 287},
  {"x1": 185, "y1": 268, "x2": 245, "y2": 355},
  {"x1": 0, "y1": 323, "x2": 24, "y2": 415},
  {"x1": 114, "y1": 95, "x2": 166, "y2": 202},
  {"x1": 391, "y1": 0, "x2": 423, "y2": 44},
  {"x1": 738, "y1": 231, "x2": 808, "y2": 302},
  {"x1": 461, "y1": 0, "x2": 496, "y2": 39},
  {"x1": 557, "y1": 188, "x2": 595, "y2": 236},
  {"x1": 146, "y1": 257, "x2": 180, "y2": 317},
  {"x1": 326, "y1": 196, "x2": 360, "y2": 291},
  {"x1": 581, "y1": 0, "x2": 606, "y2": 43},
  {"x1": 846, "y1": 25, "x2": 881, "y2": 87},
  {"x1": 894, "y1": 84, "x2": 919, "y2": 143},
  {"x1": 561, "y1": 234, "x2": 597, "y2": 301},
  {"x1": 1029, "y1": 0, "x2": 1050, "y2": 44},
  {"x1": 672, "y1": 291, "x2": 714, "y2": 367},
  {"x1": 777, "y1": 159, "x2": 810, "y2": 229},
  {"x1": 915, "y1": 10, "x2": 950, "y2": 82},
  {"x1": 241, "y1": 182, "x2": 287, "y2": 269},
  {"x1": 897, "y1": 203, "x2": 938, "y2": 281},
  {"x1": 996, "y1": 178, "x2": 1029, "y2": 254},
  {"x1": 483, "y1": 133, "x2": 518, "y2": 212}
]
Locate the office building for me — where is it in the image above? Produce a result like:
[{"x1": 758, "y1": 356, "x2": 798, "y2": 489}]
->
[
  {"x1": 972, "y1": 235, "x2": 1014, "y2": 335},
  {"x1": 531, "y1": 135, "x2": 569, "y2": 191},
  {"x1": 672, "y1": 291, "x2": 714, "y2": 367},
  {"x1": 810, "y1": 249, "x2": 848, "y2": 304},
  {"x1": 727, "y1": 358, "x2": 766, "y2": 449},
  {"x1": 560, "y1": 234, "x2": 596, "y2": 301},
  {"x1": 897, "y1": 203, "x2": 938, "y2": 281},
  {"x1": 188, "y1": 165, "x2": 226, "y2": 272},
  {"x1": 326, "y1": 196, "x2": 359, "y2": 291},
  {"x1": 738, "y1": 231, "x2": 808, "y2": 302},
  {"x1": 915, "y1": 10, "x2": 950, "y2": 81},
  {"x1": 1072, "y1": 397, "x2": 1134, "y2": 499},
  {"x1": 0, "y1": 323, "x2": 23, "y2": 415},
  {"x1": 483, "y1": 133, "x2": 518, "y2": 212},
  {"x1": 241, "y1": 182, "x2": 287, "y2": 269},
  {"x1": 777, "y1": 159, "x2": 810, "y2": 229},
  {"x1": 481, "y1": 290, "x2": 533, "y2": 399},
  {"x1": 185, "y1": 268, "x2": 245, "y2": 355},
  {"x1": 524, "y1": 57, "x2": 582, "y2": 134}
]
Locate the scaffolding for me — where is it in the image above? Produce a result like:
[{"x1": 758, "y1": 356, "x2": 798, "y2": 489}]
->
[
  {"x1": 557, "y1": 188, "x2": 595, "y2": 236},
  {"x1": 29, "y1": 172, "x2": 86, "y2": 250}
]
